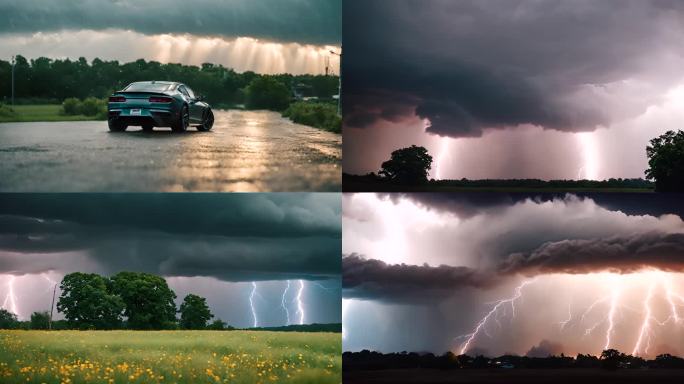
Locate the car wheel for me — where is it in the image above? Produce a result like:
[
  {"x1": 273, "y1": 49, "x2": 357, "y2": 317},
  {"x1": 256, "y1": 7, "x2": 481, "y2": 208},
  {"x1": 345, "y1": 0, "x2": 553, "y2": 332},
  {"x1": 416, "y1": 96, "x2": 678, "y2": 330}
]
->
[
  {"x1": 172, "y1": 105, "x2": 189, "y2": 132},
  {"x1": 142, "y1": 124, "x2": 154, "y2": 132},
  {"x1": 108, "y1": 119, "x2": 127, "y2": 132},
  {"x1": 197, "y1": 109, "x2": 214, "y2": 132}
]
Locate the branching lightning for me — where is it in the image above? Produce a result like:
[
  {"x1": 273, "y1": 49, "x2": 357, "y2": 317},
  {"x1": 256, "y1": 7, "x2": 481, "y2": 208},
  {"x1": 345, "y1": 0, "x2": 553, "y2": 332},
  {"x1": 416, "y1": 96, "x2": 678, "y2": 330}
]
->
[
  {"x1": 295, "y1": 280, "x2": 305, "y2": 325},
  {"x1": 558, "y1": 303, "x2": 572, "y2": 331},
  {"x1": 632, "y1": 283, "x2": 656, "y2": 356},
  {"x1": 604, "y1": 287, "x2": 620, "y2": 350},
  {"x1": 454, "y1": 272, "x2": 684, "y2": 357},
  {"x1": 1, "y1": 275, "x2": 19, "y2": 317},
  {"x1": 249, "y1": 282, "x2": 258, "y2": 328},
  {"x1": 281, "y1": 280, "x2": 291, "y2": 325},
  {"x1": 457, "y1": 279, "x2": 535, "y2": 355}
]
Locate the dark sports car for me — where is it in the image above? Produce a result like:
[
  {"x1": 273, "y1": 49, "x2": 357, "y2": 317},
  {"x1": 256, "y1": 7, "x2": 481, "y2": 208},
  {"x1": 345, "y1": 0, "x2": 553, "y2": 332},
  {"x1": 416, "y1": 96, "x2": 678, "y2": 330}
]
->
[{"x1": 107, "y1": 81, "x2": 214, "y2": 132}]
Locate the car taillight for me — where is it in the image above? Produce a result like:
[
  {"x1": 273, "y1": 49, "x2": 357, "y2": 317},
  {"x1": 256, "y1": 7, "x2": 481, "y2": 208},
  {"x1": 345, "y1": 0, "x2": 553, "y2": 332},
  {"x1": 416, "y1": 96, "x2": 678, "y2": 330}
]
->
[
  {"x1": 149, "y1": 96, "x2": 173, "y2": 103},
  {"x1": 109, "y1": 96, "x2": 126, "y2": 103}
]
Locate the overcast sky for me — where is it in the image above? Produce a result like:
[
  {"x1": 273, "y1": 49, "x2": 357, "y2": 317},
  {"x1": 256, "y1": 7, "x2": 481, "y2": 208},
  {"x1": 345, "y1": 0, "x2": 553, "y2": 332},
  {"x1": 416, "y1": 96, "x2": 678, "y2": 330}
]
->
[
  {"x1": 0, "y1": 193, "x2": 341, "y2": 327},
  {"x1": 0, "y1": 0, "x2": 341, "y2": 74},
  {"x1": 343, "y1": 0, "x2": 684, "y2": 180},
  {"x1": 343, "y1": 193, "x2": 684, "y2": 357}
]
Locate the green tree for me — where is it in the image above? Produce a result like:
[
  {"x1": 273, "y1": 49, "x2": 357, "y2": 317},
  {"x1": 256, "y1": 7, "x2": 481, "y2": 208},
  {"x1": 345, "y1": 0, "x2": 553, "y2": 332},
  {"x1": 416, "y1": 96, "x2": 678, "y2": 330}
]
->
[
  {"x1": 207, "y1": 319, "x2": 230, "y2": 330},
  {"x1": 30, "y1": 311, "x2": 50, "y2": 330},
  {"x1": 645, "y1": 130, "x2": 684, "y2": 192},
  {"x1": 110, "y1": 272, "x2": 177, "y2": 330},
  {"x1": 244, "y1": 76, "x2": 291, "y2": 111},
  {"x1": 57, "y1": 272, "x2": 124, "y2": 330},
  {"x1": 379, "y1": 145, "x2": 433, "y2": 184},
  {"x1": 179, "y1": 294, "x2": 214, "y2": 329},
  {"x1": 0, "y1": 308, "x2": 18, "y2": 329}
]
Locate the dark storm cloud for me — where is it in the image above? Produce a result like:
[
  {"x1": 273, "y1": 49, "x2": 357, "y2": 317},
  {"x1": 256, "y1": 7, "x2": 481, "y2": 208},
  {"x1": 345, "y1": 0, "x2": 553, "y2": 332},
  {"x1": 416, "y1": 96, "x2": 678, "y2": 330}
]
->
[
  {"x1": 0, "y1": 194, "x2": 340, "y2": 238},
  {"x1": 0, "y1": 0, "x2": 341, "y2": 45},
  {"x1": 342, "y1": 231, "x2": 684, "y2": 302},
  {"x1": 342, "y1": 254, "x2": 493, "y2": 302},
  {"x1": 0, "y1": 194, "x2": 341, "y2": 281},
  {"x1": 388, "y1": 192, "x2": 684, "y2": 219},
  {"x1": 343, "y1": 0, "x2": 684, "y2": 137},
  {"x1": 500, "y1": 232, "x2": 684, "y2": 276}
]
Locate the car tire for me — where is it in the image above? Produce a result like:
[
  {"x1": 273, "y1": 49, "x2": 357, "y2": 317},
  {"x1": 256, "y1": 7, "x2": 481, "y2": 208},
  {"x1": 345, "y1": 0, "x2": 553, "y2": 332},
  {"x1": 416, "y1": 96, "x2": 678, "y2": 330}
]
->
[
  {"x1": 142, "y1": 124, "x2": 154, "y2": 132},
  {"x1": 108, "y1": 119, "x2": 127, "y2": 132},
  {"x1": 171, "y1": 105, "x2": 189, "y2": 132},
  {"x1": 197, "y1": 109, "x2": 214, "y2": 132}
]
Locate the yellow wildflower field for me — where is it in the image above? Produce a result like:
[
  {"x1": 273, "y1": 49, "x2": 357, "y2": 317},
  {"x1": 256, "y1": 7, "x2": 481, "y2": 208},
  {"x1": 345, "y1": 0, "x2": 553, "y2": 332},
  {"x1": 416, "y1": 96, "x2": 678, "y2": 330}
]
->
[{"x1": 0, "y1": 330, "x2": 340, "y2": 384}]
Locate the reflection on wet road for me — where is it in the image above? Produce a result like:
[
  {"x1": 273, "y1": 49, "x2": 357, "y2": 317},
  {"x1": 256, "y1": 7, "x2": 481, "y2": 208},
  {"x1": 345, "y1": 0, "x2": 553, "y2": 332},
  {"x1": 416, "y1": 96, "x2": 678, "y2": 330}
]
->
[{"x1": 0, "y1": 110, "x2": 341, "y2": 191}]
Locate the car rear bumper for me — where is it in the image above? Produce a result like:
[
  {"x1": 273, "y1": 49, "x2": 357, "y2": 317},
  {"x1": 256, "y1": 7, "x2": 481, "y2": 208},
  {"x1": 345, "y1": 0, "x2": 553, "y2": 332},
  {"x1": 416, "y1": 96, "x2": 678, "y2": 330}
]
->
[{"x1": 108, "y1": 108, "x2": 176, "y2": 127}]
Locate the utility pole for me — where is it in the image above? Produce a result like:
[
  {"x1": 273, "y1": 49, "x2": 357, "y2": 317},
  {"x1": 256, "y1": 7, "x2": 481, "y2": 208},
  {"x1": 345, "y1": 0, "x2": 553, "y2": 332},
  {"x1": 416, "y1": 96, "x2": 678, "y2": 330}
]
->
[
  {"x1": 49, "y1": 284, "x2": 56, "y2": 330},
  {"x1": 329, "y1": 49, "x2": 342, "y2": 116},
  {"x1": 11, "y1": 55, "x2": 15, "y2": 108}
]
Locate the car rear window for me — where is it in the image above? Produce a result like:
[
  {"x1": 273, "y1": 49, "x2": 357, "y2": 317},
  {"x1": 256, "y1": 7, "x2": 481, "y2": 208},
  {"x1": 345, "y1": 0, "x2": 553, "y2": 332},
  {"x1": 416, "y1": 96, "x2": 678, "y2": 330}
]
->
[{"x1": 123, "y1": 82, "x2": 172, "y2": 92}]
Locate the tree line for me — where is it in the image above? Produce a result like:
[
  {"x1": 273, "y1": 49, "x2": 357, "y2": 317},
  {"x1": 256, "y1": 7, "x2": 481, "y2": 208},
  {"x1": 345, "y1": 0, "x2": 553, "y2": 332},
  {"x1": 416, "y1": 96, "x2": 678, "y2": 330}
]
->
[
  {"x1": 0, "y1": 271, "x2": 230, "y2": 331},
  {"x1": 345, "y1": 129, "x2": 684, "y2": 192},
  {"x1": 343, "y1": 349, "x2": 684, "y2": 371},
  {"x1": 0, "y1": 55, "x2": 339, "y2": 109}
]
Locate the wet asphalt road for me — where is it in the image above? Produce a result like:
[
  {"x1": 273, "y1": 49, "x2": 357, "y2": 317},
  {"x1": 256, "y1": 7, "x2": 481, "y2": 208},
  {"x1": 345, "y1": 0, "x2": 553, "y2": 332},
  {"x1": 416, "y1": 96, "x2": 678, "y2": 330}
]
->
[{"x1": 0, "y1": 110, "x2": 341, "y2": 192}]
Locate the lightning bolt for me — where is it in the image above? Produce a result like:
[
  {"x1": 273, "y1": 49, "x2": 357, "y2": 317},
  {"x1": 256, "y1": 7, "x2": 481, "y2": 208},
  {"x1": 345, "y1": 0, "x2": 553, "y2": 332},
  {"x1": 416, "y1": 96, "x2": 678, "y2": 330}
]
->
[
  {"x1": 295, "y1": 280, "x2": 305, "y2": 325},
  {"x1": 457, "y1": 279, "x2": 534, "y2": 355},
  {"x1": 281, "y1": 280, "x2": 291, "y2": 325},
  {"x1": 632, "y1": 282, "x2": 656, "y2": 356},
  {"x1": 311, "y1": 281, "x2": 334, "y2": 292},
  {"x1": 434, "y1": 138, "x2": 450, "y2": 180},
  {"x1": 249, "y1": 282, "x2": 258, "y2": 328},
  {"x1": 2, "y1": 275, "x2": 19, "y2": 317},
  {"x1": 558, "y1": 303, "x2": 572, "y2": 331},
  {"x1": 41, "y1": 273, "x2": 59, "y2": 294},
  {"x1": 665, "y1": 278, "x2": 683, "y2": 324},
  {"x1": 342, "y1": 299, "x2": 350, "y2": 340},
  {"x1": 604, "y1": 287, "x2": 620, "y2": 350}
]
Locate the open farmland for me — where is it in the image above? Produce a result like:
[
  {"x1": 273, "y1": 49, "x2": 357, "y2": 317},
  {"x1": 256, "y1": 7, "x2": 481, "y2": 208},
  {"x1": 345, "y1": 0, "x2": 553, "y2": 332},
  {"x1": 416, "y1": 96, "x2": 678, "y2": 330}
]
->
[{"x1": 0, "y1": 330, "x2": 340, "y2": 384}]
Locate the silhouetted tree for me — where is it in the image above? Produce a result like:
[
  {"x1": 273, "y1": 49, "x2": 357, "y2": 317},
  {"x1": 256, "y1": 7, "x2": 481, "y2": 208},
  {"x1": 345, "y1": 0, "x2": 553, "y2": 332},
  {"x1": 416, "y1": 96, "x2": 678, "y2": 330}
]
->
[
  {"x1": 0, "y1": 308, "x2": 18, "y2": 329},
  {"x1": 179, "y1": 294, "x2": 213, "y2": 329},
  {"x1": 379, "y1": 145, "x2": 433, "y2": 184},
  {"x1": 600, "y1": 349, "x2": 625, "y2": 370},
  {"x1": 645, "y1": 130, "x2": 684, "y2": 192},
  {"x1": 30, "y1": 311, "x2": 50, "y2": 330},
  {"x1": 110, "y1": 272, "x2": 177, "y2": 330},
  {"x1": 57, "y1": 272, "x2": 124, "y2": 330}
]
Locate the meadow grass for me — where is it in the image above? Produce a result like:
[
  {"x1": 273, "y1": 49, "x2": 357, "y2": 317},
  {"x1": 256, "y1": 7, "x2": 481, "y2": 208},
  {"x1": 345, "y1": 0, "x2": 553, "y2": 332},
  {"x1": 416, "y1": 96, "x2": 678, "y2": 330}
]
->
[
  {"x1": 0, "y1": 105, "x2": 99, "y2": 123},
  {"x1": 0, "y1": 330, "x2": 341, "y2": 384}
]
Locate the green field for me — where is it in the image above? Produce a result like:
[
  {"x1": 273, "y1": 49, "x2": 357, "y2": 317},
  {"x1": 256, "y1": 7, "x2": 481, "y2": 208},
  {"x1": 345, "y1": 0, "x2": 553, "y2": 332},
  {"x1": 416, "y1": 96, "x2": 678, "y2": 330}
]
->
[
  {"x1": 0, "y1": 330, "x2": 341, "y2": 384},
  {"x1": 0, "y1": 105, "x2": 101, "y2": 123}
]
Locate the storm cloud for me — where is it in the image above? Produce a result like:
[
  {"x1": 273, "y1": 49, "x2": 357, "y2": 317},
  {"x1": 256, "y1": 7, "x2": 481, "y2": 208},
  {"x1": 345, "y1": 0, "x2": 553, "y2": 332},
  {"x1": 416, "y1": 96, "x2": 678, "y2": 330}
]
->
[
  {"x1": 343, "y1": 193, "x2": 684, "y2": 302},
  {"x1": 0, "y1": 0, "x2": 341, "y2": 45},
  {"x1": 342, "y1": 253, "x2": 493, "y2": 302},
  {"x1": 501, "y1": 232, "x2": 684, "y2": 276},
  {"x1": 343, "y1": 0, "x2": 684, "y2": 137},
  {"x1": 0, "y1": 193, "x2": 341, "y2": 281}
]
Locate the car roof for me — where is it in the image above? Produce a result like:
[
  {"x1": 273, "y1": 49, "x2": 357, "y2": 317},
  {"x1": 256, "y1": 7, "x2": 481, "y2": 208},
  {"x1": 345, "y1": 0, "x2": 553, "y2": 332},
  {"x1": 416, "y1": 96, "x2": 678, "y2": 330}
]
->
[{"x1": 129, "y1": 81, "x2": 181, "y2": 86}]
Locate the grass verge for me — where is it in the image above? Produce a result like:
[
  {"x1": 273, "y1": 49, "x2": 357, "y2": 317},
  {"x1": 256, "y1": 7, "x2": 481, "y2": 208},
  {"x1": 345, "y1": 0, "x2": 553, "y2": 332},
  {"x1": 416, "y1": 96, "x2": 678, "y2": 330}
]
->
[{"x1": 0, "y1": 105, "x2": 101, "y2": 123}]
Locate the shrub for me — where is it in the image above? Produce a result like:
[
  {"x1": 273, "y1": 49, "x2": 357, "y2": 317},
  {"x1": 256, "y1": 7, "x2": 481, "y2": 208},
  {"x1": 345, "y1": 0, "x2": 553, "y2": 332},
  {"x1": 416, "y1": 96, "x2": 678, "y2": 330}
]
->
[
  {"x1": 80, "y1": 97, "x2": 104, "y2": 116},
  {"x1": 282, "y1": 102, "x2": 341, "y2": 133},
  {"x1": 62, "y1": 98, "x2": 81, "y2": 115},
  {"x1": 61, "y1": 97, "x2": 106, "y2": 117}
]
